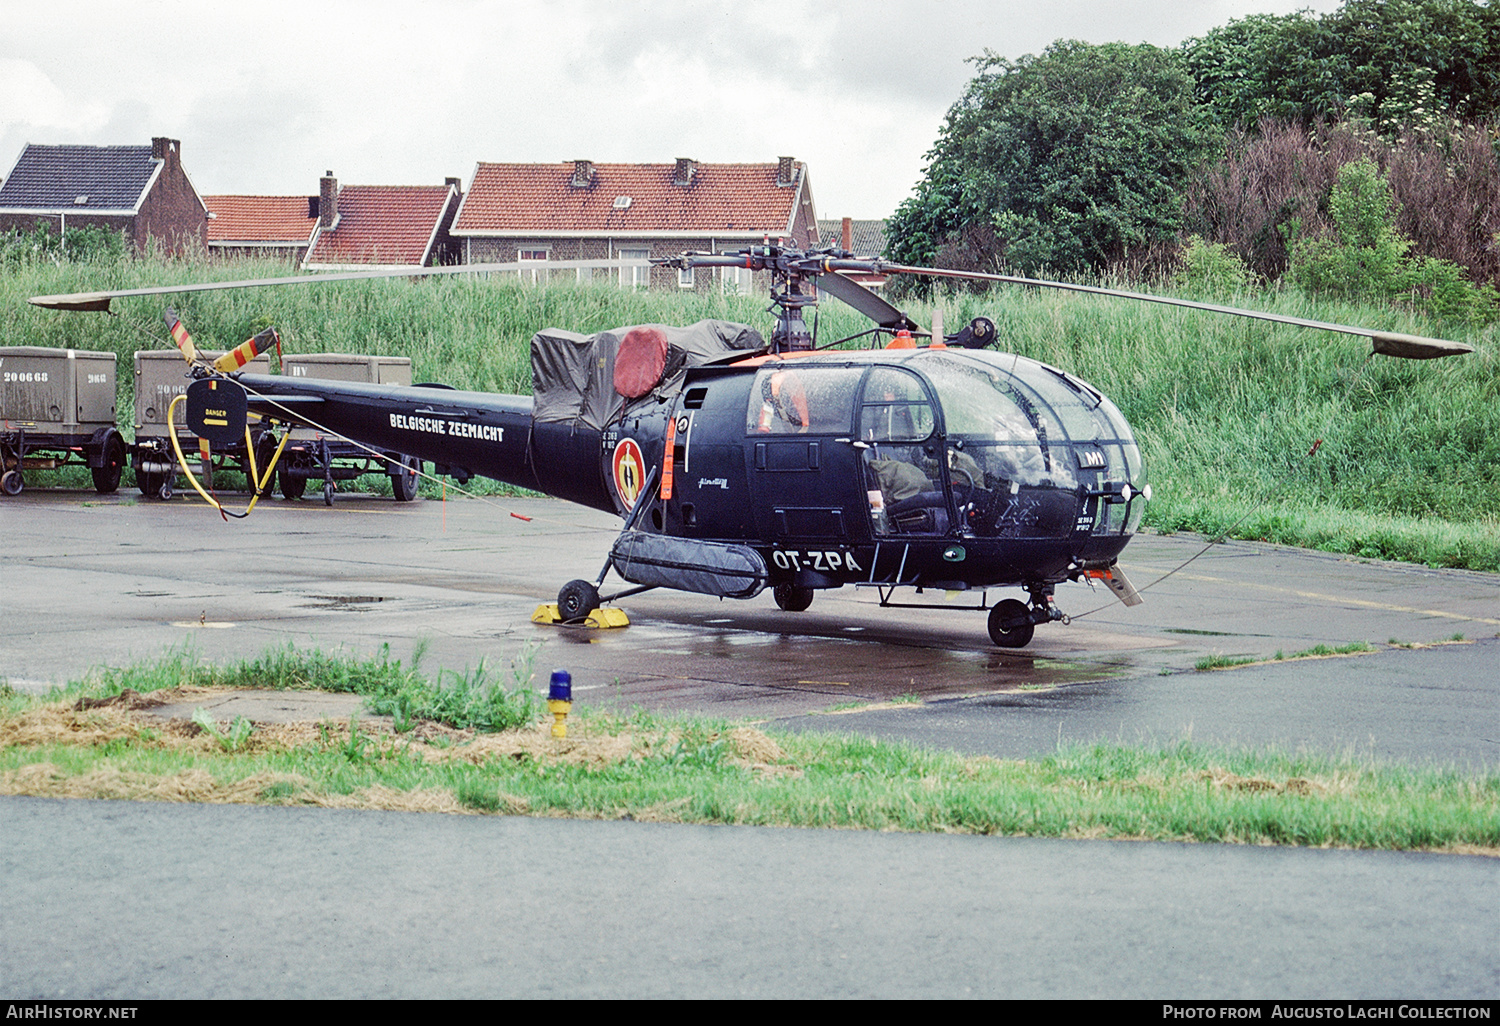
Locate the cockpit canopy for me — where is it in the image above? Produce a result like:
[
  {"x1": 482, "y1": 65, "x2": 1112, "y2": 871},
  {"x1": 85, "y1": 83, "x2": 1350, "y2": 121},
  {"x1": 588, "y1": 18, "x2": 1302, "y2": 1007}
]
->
[{"x1": 745, "y1": 348, "x2": 1147, "y2": 539}]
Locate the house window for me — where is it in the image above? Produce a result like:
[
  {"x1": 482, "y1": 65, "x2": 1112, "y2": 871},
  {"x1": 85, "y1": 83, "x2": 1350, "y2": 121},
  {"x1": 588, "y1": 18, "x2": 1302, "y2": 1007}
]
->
[
  {"x1": 518, "y1": 248, "x2": 549, "y2": 284},
  {"x1": 721, "y1": 265, "x2": 753, "y2": 295},
  {"x1": 620, "y1": 248, "x2": 650, "y2": 289},
  {"x1": 678, "y1": 265, "x2": 695, "y2": 289}
]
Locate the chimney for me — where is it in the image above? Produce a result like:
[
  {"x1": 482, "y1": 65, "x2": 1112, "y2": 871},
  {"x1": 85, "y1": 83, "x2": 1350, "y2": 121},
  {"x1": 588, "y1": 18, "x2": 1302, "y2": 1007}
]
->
[
  {"x1": 571, "y1": 159, "x2": 595, "y2": 188},
  {"x1": 776, "y1": 156, "x2": 796, "y2": 187},
  {"x1": 842, "y1": 217, "x2": 852, "y2": 252},
  {"x1": 319, "y1": 171, "x2": 338, "y2": 228},
  {"x1": 673, "y1": 158, "x2": 696, "y2": 186},
  {"x1": 151, "y1": 137, "x2": 179, "y2": 167}
]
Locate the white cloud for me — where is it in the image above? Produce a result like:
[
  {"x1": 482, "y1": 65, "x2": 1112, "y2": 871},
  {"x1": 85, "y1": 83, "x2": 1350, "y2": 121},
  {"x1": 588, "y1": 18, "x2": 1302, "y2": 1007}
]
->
[{"x1": 2, "y1": 0, "x2": 1345, "y2": 218}]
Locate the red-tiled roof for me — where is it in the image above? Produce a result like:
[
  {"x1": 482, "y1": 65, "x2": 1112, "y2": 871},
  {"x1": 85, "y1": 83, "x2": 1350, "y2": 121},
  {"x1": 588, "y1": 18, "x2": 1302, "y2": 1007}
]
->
[
  {"x1": 304, "y1": 185, "x2": 456, "y2": 267},
  {"x1": 452, "y1": 162, "x2": 803, "y2": 236},
  {"x1": 205, "y1": 195, "x2": 316, "y2": 243}
]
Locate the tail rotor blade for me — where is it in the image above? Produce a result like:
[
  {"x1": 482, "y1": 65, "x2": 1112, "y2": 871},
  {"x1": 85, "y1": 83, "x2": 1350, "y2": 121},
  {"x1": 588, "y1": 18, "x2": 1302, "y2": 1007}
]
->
[
  {"x1": 163, "y1": 308, "x2": 199, "y2": 364},
  {"x1": 213, "y1": 327, "x2": 280, "y2": 373}
]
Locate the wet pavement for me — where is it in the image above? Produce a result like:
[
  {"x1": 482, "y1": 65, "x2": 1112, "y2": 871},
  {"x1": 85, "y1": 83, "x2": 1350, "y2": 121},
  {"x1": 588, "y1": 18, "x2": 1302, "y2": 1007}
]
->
[
  {"x1": 1, "y1": 487, "x2": 1497, "y2": 760},
  {"x1": 3, "y1": 487, "x2": 1497, "y2": 999}
]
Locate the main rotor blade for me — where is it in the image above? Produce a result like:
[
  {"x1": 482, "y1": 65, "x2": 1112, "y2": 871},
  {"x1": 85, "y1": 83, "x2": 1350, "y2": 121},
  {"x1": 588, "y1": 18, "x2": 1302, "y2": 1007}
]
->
[
  {"x1": 883, "y1": 264, "x2": 1474, "y2": 359},
  {"x1": 809, "y1": 271, "x2": 920, "y2": 332},
  {"x1": 27, "y1": 261, "x2": 546, "y2": 312}
]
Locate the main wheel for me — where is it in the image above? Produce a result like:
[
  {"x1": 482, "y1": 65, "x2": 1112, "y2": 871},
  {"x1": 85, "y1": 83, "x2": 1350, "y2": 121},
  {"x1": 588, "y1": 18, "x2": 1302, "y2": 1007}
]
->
[
  {"x1": 1, "y1": 470, "x2": 22, "y2": 496},
  {"x1": 773, "y1": 583, "x2": 814, "y2": 612},
  {"x1": 390, "y1": 455, "x2": 420, "y2": 502},
  {"x1": 91, "y1": 432, "x2": 125, "y2": 494},
  {"x1": 557, "y1": 579, "x2": 600, "y2": 621},
  {"x1": 987, "y1": 598, "x2": 1035, "y2": 648}
]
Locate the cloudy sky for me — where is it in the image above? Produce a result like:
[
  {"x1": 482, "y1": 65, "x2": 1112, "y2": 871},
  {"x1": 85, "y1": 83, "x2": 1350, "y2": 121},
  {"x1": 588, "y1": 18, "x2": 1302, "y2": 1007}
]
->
[{"x1": 1, "y1": 0, "x2": 1343, "y2": 220}]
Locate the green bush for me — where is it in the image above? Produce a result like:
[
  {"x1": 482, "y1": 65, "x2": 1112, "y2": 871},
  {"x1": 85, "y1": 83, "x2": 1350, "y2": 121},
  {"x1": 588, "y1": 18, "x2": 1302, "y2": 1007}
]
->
[
  {"x1": 0, "y1": 221, "x2": 127, "y2": 266},
  {"x1": 1287, "y1": 158, "x2": 1499, "y2": 322},
  {"x1": 1176, "y1": 236, "x2": 1256, "y2": 296}
]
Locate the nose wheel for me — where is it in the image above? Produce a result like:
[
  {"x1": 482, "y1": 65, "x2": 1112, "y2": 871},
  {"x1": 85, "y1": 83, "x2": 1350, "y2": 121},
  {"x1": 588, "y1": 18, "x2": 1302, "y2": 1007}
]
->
[
  {"x1": 987, "y1": 585, "x2": 1064, "y2": 648},
  {"x1": 987, "y1": 599, "x2": 1034, "y2": 648}
]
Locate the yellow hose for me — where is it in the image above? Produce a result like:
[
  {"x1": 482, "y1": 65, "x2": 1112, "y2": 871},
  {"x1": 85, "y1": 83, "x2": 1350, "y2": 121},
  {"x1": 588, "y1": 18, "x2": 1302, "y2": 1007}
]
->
[{"x1": 166, "y1": 393, "x2": 288, "y2": 518}]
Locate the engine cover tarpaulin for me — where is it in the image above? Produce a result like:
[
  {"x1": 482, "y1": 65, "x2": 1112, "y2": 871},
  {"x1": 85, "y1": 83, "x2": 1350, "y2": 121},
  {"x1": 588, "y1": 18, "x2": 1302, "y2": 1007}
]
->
[
  {"x1": 611, "y1": 530, "x2": 767, "y2": 599},
  {"x1": 531, "y1": 320, "x2": 762, "y2": 429}
]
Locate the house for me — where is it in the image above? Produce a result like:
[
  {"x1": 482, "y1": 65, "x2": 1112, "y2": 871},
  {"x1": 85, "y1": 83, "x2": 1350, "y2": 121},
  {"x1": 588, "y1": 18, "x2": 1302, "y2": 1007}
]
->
[
  {"x1": 205, "y1": 194, "x2": 319, "y2": 264},
  {"x1": 818, "y1": 216, "x2": 890, "y2": 289},
  {"x1": 449, "y1": 157, "x2": 819, "y2": 291},
  {"x1": 301, "y1": 172, "x2": 462, "y2": 270},
  {"x1": 0, "y1": 137, "x2": 207, "y2": 255}
]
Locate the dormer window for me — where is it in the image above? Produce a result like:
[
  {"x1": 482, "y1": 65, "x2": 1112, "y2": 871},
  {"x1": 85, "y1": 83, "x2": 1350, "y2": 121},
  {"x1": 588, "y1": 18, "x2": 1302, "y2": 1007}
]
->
[
  {"x1": 73, "y1": 195, "x2": 88, "y2": 205},
  {"x1": 613, "y1": 196, "x2": 632, "y2": 210}
]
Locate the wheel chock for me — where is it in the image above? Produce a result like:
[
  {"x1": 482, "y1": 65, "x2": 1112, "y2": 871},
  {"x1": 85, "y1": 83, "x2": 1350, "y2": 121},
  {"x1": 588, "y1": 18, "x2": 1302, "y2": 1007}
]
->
[{"x1": 531, "y1": 604, "x2": 631, "y2": 629}]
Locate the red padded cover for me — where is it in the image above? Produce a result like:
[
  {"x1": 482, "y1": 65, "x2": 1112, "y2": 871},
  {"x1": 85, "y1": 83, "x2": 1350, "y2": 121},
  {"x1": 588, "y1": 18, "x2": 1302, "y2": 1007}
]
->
[{"x1": 613, "y1": 327, "x2": 669, "y2": 398}]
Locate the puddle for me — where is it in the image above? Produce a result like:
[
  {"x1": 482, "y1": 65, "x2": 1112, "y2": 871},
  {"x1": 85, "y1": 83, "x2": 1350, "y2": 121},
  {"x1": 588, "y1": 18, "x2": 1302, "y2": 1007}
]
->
[
  {"x1": 299, "y1": 595, "x2": 390, "y2": 612},
  {"x1": 1163, "y1": 628, "x2": 1270, "y2": 637}
]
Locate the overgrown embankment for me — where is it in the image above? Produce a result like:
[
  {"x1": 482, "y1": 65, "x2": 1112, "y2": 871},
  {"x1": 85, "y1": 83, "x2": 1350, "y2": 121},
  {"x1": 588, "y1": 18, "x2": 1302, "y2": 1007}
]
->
[{"x1": 3, "y1": 257, "x2": 1495, "y2": 569}]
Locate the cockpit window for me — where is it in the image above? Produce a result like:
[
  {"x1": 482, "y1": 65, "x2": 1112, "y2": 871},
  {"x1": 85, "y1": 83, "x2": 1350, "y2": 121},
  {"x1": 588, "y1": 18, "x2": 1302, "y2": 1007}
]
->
[
  {"x1": 858, "y1": 367, "x2": 935, "y2": 442},
  {"x1": 747, "y1": 365, "x2": 862, "y2": 434},
  {"x1": 915, "y1": 353, "x2": 1060, "y2": 443}
]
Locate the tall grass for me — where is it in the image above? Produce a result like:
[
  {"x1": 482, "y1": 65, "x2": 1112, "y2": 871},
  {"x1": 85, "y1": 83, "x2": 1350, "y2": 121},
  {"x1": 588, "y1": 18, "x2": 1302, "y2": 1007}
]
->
[{"x1": 4, "y1": 254, "x2": 1495, "y2": 568}]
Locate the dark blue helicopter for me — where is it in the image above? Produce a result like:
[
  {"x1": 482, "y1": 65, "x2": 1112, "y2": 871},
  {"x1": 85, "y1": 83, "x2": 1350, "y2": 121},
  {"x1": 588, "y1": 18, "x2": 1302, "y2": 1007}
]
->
[{"x1": 30, "y1": 242, "x2": 1470, "y2": 647}]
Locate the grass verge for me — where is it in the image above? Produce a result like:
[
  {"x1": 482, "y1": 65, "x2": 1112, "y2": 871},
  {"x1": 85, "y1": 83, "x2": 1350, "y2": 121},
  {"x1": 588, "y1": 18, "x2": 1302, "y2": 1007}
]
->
[{"x1": 1, "y1": 646, "x2": 1495, "y2": 854}]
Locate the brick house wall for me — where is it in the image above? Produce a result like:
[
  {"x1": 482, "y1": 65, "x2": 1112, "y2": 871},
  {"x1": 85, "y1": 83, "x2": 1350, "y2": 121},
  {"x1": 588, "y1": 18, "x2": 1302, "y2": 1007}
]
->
[{"x1": 134, "y1": 138, "x2": 207, "y2": 256}]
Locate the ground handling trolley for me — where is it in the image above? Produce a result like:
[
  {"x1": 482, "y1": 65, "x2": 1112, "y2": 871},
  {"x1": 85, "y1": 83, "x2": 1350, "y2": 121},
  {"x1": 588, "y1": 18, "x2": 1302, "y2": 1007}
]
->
[
  {"x1": 132, "y1": 348, "x2": 272, "y2": 500},
  {"x1": 272, "y1": 353, "x2": 421, "y2": 506},
  {"x1": 0, "y1": 346, "x2": 126, "y2": 497}
]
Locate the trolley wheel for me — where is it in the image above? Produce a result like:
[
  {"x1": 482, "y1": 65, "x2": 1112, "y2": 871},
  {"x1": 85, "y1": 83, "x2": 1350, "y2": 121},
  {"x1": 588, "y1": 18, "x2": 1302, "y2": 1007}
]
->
[
  {"x1": 987, "y1": 599, "x2": 1035, "y2": 648},
  {"x1": 278, "y1": 465, "x2": 306, "y2": 500},
  {"x1": 1, "y1": 470, "x2": 23, "y2": 496},
  {"x1": 773, "y1": 583, "x2": 815, "y2": 612},
  {"x1": 557, "y1": 579, "x2": 601, "y2": 622},
  {"x1": 91, "y1": 432, "x2": 125, "y2": 494},
  {"x1": 323, "y1": 479, "x2": 335, "y2": 506},
  {"x1": 390, "y1": 455, "x2": 420, "y2": 502},
  {"x1": 253, "y1": 434, "x2": 278, "y2": 498},
  {"x1": 157, "y1": 479, "x2": 174, "y2": 502}
]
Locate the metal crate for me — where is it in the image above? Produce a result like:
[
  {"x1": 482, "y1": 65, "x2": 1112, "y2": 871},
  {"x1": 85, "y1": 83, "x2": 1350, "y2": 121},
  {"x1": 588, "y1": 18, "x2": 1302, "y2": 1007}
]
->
[
  {"x1": 273, "y1": 353, "x2": 421, "y2": 505},
  {"x1": 0, "y1": 346, "x2": 125, "y2": 496}
]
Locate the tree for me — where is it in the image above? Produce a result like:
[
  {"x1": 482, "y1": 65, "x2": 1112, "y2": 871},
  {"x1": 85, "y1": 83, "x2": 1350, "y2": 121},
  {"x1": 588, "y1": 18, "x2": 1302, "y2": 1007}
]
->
[
  {"x1": 886, "y1": 41, "x2": 1210, "y2": 280},
  {"x1": 1183, "y1": 0, "x2": 1500, "y2": 135}
]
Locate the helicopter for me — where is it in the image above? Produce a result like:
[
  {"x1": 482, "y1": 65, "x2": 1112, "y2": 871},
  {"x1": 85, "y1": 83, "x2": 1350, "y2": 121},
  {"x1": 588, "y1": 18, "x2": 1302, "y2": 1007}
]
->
[{"x1": 28, "y1": 242, "x2": 1473, "y2": 647}]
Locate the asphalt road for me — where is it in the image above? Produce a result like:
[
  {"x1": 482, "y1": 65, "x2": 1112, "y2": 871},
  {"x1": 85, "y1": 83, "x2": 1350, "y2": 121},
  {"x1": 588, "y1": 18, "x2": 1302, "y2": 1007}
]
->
[
  {"x1": 1, "y1": 487, "x2": 1496, "y2": 998},
  {"x1": 3, "y1": 797, "x2": 1496, "y2": 999}
]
